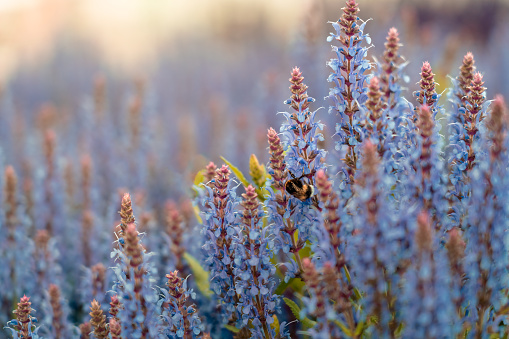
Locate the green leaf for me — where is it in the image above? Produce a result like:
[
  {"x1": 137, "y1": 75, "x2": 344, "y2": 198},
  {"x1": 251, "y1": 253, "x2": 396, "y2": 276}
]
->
[
  {"x1": 283, "y1": 297, "x2": 301, "y2": 319},
  {"x1": 354, "y1": 321, "x2": 365, "y2": 336},
  {"x1": 300, "y1": 242, "x2": 314, "y2": 259},
  {"x1": 333, "y1": 320, "x2": 352, "y2": 337},
  {"x1": 223, "y1": 325, "x2": 240, "y2": 333},
  {"x1": 220, "y1": 156, "x2": 251, "y2": 188},
  {"x1": 271, "y1": 315, "x2": 280, "y2": 337},
  {"x1": 183, "y1": 252, "x2": 212, "y2": 298},
  {"x1": 255, "y1": 187, "x2": 268, "y2": 202},
  {"x1": 194, "y1": 169, "x2": 205, "y2": 186},
  {"x1": 283, "y1": 297, "x2": 316, "y2": 329},
  {"x1": 395, "y1": 322, "x2": 404, "y2": 337},
  {"x1": 289, "y1": 278, "x2": 305, "y2": 295},
  {"x1": 222, "y1": 156, "x2": 270, "y2": 201},
  {"x1": 192, "y1": 170, "x2": 206, "y2": 197},
  {"x1": 301, "y1": 316, "x2": 317, "y2": 329},
  {"x1": 343, "y1": 265, "x2": 362, "y2": 301},
  {"x1": 275, "y1": 278, "x2": 292, "y2": 295}
]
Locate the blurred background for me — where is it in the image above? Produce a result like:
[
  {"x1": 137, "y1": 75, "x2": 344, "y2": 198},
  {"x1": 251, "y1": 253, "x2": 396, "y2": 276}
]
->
[
  {"x1": 0, "y1": 0, "x2": 509, "y2": 335},
  {"x1": 0, "y1": 0, "x2": 508, "y2": 196}
]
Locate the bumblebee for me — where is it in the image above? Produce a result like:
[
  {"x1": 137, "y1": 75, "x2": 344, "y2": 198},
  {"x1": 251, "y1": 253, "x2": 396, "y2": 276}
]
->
[{"x1": 285, "y1": 172, "x2": 315, "y2": 201}]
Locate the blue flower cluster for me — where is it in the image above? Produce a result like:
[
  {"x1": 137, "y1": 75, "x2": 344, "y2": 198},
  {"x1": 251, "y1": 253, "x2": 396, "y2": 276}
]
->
[
  {"x1": 233, "y1": 185, "x2": 279, "y2": 338},
  {"x1": 198, "y1": 165, "x2": 241, "y2": 323},
  {"x1": 2, "y1": 1, "x2": 509, "y2": 338}
]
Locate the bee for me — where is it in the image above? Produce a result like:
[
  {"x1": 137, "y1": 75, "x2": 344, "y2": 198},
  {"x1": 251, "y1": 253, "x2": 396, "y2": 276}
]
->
[{"x1": 285, "y1": 172, "x2": 315, "y2": 201}]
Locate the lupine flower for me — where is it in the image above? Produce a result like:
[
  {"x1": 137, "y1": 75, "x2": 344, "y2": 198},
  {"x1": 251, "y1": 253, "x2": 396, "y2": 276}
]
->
[
  {"x1": 376, "y1": 27, "x2": 406, "y2": 109},
  {"x1": 1, "y1": 166, "x2": 34, "y2": 320},
  {"x1": 409, "y1": 105, "x2": 448, "y2": 231},
  {"x1": 79, "y1": 321, "x2": 91, "y2": 339},
  {"x1": 81, "y1": 154, "x2": 93, "y2": 211},
  {"x1": 204, "y1": 162, "x2": 217, "y2": 184},
  {"x1": 464, "y1": 95, "x2": 509, "y2": 337},
  {"x1": 2, "y1": 0, "x2": 509, "y2": 337},
  {"x1": 265, "y1": 127, "x2": 304, "y2": 279},
  {"x1": 93, "y1": 264, "x2": 108, "y2": 298},
  {"x1": 445, "y1": 227, "x2": 466, "y2": 315},
  {"x1": 266, "y1": 128, "x2": 286, "y2": 191},
  {"x1": 89, "y1": 299, "x2": 109, "y2": 339},
  {"x1": 348, "y1": 141, "x2": 405, "y2": 336},
  {"x1": 81, "y1": 210, "x2": 94, "y2": 267},
  {"x1": 364, "y1": 76, "x2": 390, "y2": 157},
  {"x1": 233, "y1": 185, "x2": 279, "y2": 338},
  {"x1": 453, "y1": 52, "x2": 476, "y2": 111},
  {"x1": 118, "y1": 193, "x2": 136, "y2": 238},
  {"x1": 5, "y1": 296, "x2": 42, "y2": 339},
  {"x1": 33, "y1": 229, "x2": 62, "y2": 310},
  {"x1": 447, "y1": 53, "x2": 477, "y2": 229},
  {"x1": 301, "y1": 258, "x2": 342, "y2": 338},
  {"x1": 165, "y1": 201, "x2": 186, "y2": 273},
  {"x1": 45, "y1": 284, "x2": 74, "y2": 338},
  {"x1": 199, "y1": 165, "x2": 240, "y2": 323},
  {"x1": 266, "y1": 67, "x2": 325, "y2": 281},
  {"x1": 463, "y1": 72, "x2": 488, "y2": 170},
  {"x1": 21, "y1": 160, "x2": 36, "y2": 237},
  {"x1": 364, "y1": 77, "x2": 384, "y2": 138},
  {"x1": 80, "y1": 262, "x2": 112, "y2": 315},
  {"x1": 109, "y1": 318, "x2": 122, "y2": 339},
  {"x1": 326, "y1": 0, "x2": 372, "y2": 186},
  {"x1": 312, "y1": 168, "x2": 358, "y2": 337},
  {"x1": 109, "y1": 295, "x2": 121, "y2": 323},
  {"x1": 401, "y1": 211, "x2": 459, "y2": 338},
  {"x1": 159, "y1": 270, "x2": 203, "y2": 338},
  {"x1": 111, "y1": 194, "x2": 160, "y2": 338},
  {"x1": 372, "y1": 27, "x2": 414, "y2": 195},
  {"x1": 43, "y1": 129, "x2": 59, "y2": 237},
  {"x1": 415, "y1": 62, "x2": 439, "y2": 114},
  {"x1": 314, "y1": 169, "x2": 345, "y2": 270}
]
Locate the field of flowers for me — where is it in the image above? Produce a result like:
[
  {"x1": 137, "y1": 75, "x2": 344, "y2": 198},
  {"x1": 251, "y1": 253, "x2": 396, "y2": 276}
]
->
[{"x1": 1, "y1": 0, "x2": 509, "y2": 338}]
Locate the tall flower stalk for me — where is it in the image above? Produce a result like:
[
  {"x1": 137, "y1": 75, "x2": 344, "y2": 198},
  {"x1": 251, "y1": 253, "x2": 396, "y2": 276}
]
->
[
  {"x1": 159, "y1": 270, "x2": 204, "y2": 338},
  {"x1": 111, "y1": 194, "x2": 160, "y2": 338},
  {"x1": 233, "y1": 185, "x2": 278, "y2": 338},
  {"x1": 464, "y1": 96, "x2": 509, "y2": 337},
  {"x1": 326, "y1": 0, "x2": 372, "y2": 188},
  {"x1": 266, "y1": 67, "x2": 325, "y2": 281},
  {"x1": 199, "y1": 165, "x2": 240, "y2": 323},
  {"x1": 349, "y1": 141, "x2": 402, "y2": 336},
  {"x1": 5, "y1": 296, "x2": 42, "y2": 339}
]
